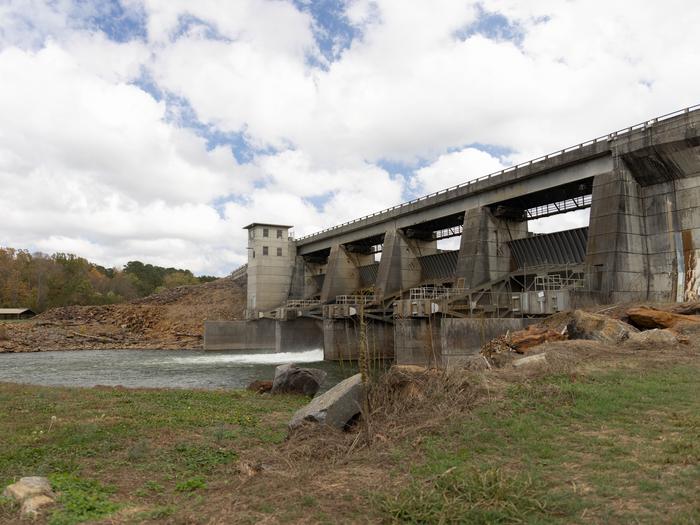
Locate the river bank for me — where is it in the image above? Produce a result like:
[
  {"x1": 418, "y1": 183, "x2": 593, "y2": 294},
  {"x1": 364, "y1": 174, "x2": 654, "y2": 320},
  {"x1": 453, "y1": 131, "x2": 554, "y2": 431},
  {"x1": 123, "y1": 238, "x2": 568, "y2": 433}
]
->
[
  {"x1": 2, "y1": 337, "x2": 699, "y2": 524},
  {"x1": 0, "y1": 276, "x2": 245, "y2": 353}
]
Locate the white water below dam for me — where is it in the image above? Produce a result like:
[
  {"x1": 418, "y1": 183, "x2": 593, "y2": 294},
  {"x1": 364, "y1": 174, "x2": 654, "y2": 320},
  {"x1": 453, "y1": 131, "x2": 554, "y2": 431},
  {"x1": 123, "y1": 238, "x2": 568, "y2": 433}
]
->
[{"x1": 0, "y1": 349, "x2": 355, "y2": 391}]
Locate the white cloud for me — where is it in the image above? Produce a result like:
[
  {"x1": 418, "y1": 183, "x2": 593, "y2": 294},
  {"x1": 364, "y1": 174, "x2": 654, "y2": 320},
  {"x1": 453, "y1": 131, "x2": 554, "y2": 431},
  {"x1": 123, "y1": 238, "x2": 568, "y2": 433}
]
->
[
  {"x1": 1, "y1": 0, "x2": 699, "y2": 275},
  {"x1": 0, "y1": 41, "x2": 252, "y2": 274},
  {"x1": 414, "y1": 148, "x2": 507, "y2": 194}
]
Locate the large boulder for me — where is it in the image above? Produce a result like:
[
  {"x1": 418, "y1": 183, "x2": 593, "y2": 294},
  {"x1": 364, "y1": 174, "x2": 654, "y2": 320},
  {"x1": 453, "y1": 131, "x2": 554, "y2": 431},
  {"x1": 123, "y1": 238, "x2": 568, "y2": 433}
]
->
[
  {"x1": 566, "y1": 310, "x2": 637, "y2": 344},
  {"x1": 627, "y1": 328, "x2": 679, "y2": 346},
  {"x1": 626, "y1": 306, "x2": 700, "y2": 330},
  {"x1": 289, "y1": 373, "x2": 364, "y2": 430},
  {"x1": 271, "y1": 363, "x2": 327, "y2": 397}
]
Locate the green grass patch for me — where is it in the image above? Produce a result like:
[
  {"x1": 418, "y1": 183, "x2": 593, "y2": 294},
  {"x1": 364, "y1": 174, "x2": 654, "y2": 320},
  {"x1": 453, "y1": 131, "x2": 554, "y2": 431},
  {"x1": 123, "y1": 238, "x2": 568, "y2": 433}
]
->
[
  {"x1": 379, "y1": 467, "x2": 560, "y2": 524},
  {"x1": 1, "y1": 361, "x2": 698, "y2": 523},
  {"x1": 377, "y1": 365, "x2": 700, "y2": 524},
  {"x1": 0, "y1": 382, "x2": 306, "y2": 522},
  {"x1": 48, "y1": 473, "x2": 120, "y2": 525},
  {"x1": 175, "y1": 476, "x2": 207, "y2": 493}
]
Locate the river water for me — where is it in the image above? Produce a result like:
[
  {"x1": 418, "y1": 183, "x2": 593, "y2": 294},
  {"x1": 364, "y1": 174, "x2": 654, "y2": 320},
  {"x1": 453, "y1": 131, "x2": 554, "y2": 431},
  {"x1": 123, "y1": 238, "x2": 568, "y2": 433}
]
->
[{"x1": 0, "y1": 349, "x2": 357, "y2": 391}]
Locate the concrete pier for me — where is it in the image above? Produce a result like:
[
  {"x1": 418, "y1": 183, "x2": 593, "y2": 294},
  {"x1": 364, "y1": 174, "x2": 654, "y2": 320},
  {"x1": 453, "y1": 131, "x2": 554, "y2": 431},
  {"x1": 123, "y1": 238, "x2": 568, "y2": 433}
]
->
[
  {"x1": 204, "y1": 319, "x2": 276, "y2": 351},
  {"x1": 394, "y1": 317, "x2": 536, "y2": 366},
  {"x1": 322, "y1": 318, "x2": 394, "y2": 361},
  {"x1": 204, "y1": 318, "x2": 322, "y2": 352}
]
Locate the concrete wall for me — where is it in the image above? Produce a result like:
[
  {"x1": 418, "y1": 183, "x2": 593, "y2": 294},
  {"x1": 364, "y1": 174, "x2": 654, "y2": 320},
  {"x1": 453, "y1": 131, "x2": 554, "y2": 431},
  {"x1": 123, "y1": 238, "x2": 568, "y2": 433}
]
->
[
  {"x1": 323, "y1": 318, "x2": 394, "y2": 361},
  {"x1": 393, "y1": 318, "x2": 443, "y2": 367},
  {"x1": 205, "y1": 318, "x2": 323, "y2": 352},
  {"x1": 204, "y1": 319, "x2": 276, "y2": 350},
  {"x1": 394, "y1": 317, "x2": 536, "y2": 366},
  {"x1": 276, "y1": 318, "x2": 323, "y2": 352},
  {"x1": 642, "y1": 178, "x2": 700, "y2": 302}
]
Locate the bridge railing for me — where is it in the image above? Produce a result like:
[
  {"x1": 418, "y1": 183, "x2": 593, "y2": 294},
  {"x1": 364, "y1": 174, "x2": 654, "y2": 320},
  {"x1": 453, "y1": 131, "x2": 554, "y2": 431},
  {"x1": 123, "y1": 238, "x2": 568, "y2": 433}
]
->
[
  {"x1": 296, "y1": 104, "x2": 700, "y2": 243},
  {"x1": 230, "y1": 264, "x2": 248, "y2": 281}
]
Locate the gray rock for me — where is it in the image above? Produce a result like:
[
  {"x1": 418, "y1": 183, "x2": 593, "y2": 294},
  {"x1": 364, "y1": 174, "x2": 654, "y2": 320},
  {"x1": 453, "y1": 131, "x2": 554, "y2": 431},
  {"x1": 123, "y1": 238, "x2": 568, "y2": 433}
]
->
[
  {"x1": 289, "y1": 373, "x2": 364, "y2": 430},
  {"x1": 566, "y1": 310, "x2": 637, "y2": 344},
  {"x1": 627, "y1": 328, "x2": 678, "y2": 346},
  {"x1": 512, "y1": 353, "x2": 547, "y2": 368},
  {"x1": 271, "y1": 363, "x2": 327, "y2": 396}
]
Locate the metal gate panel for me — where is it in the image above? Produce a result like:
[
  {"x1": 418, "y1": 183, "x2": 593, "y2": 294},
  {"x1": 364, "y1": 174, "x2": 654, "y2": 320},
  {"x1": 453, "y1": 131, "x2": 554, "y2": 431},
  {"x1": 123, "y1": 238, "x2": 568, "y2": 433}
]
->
[
  {"x1": 358, "y1": 263, "x2": 379, "y2": 287},
  {"x1": 508, "y1": 227, "x2": 588, "y2": 269},
  {"x1": 418, "y1": 251, "x2": 459, "y2": 280}
]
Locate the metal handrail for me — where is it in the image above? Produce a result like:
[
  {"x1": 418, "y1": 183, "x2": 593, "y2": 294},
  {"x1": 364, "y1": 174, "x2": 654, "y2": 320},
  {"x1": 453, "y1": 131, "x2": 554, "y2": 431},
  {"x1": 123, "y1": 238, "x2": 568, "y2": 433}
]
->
[
  {"x1": 409, "y1": 286, "x2": 470, "y2": 300},
  {"x1": 335, "y1": 294, "x2": 376, "y2": 305},
  {"x1": 285, "y1": 299, "x2": 321, "y2": 308},
  {"x1": 296, "y1": 104, "x2": 699, "y2": 242}
]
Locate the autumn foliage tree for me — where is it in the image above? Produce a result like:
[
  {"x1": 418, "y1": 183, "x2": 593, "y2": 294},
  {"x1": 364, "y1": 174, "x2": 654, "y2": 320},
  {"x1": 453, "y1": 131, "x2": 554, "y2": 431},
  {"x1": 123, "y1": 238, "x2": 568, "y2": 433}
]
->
[{"x1": 0, "y1": 248, "x2": 216, "y2": 312}]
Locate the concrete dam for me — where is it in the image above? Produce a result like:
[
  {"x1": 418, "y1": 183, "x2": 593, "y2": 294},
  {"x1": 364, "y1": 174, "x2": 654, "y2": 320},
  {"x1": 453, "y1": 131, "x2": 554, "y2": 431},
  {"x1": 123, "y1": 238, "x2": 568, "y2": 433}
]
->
[{"x1": 205, "y1": 105, "x2": 700, "y2": 365}]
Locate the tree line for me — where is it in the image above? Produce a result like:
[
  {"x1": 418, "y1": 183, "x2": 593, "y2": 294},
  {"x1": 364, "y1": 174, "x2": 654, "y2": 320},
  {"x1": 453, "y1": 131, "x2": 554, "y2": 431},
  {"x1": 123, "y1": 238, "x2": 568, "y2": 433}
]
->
[{"x1": 0, "y1": 248, "x2": 217, "y2": 312}]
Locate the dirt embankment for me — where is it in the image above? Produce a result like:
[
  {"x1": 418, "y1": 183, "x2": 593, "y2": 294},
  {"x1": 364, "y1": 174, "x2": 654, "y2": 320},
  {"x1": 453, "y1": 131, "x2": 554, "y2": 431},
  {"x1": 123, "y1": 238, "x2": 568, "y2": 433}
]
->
[{"x1": 0, "y1": 276, "x2": 246, "y2": 353}]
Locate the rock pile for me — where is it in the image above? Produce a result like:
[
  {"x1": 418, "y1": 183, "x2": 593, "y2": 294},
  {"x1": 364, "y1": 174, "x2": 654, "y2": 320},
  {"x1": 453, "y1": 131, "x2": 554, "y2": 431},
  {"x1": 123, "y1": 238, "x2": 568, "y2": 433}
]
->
[{"x1": 3, "y1": 476, "x2": 55, "y2": 518}]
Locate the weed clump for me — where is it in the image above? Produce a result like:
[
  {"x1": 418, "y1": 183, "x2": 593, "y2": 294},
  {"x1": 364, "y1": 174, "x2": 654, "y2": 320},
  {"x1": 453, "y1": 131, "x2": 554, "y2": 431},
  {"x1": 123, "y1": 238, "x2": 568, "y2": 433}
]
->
[
  {"x1": 48, "y1": 473, "x2": 119, "y2": 525},
  {"x1": 378, "y1": 467, "x2": 557, "y2": 524}
]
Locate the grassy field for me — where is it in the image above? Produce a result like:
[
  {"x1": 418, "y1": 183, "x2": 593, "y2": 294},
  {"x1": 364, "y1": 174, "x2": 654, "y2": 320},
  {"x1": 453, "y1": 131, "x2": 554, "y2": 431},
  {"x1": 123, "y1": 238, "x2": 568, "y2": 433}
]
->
[{"x1": 1, "y1": 344, "x2": 699, "y2": 524}]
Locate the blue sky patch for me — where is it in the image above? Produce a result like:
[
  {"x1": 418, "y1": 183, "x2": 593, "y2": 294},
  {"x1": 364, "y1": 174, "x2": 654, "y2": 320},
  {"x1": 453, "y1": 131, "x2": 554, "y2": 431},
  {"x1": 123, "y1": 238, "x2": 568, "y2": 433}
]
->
[
  {"x1": 455, "y1": 5, "x2": 524, "y2": 45},
  {"x1": 171, "y1": 14, "x2": 232, "y2": 42},
  {"x1": 80, "y1": 0, "x2": 147, "y2": 43},
  {"x1": 293, "y1": 0, "x2": 358, "y2": 65}
]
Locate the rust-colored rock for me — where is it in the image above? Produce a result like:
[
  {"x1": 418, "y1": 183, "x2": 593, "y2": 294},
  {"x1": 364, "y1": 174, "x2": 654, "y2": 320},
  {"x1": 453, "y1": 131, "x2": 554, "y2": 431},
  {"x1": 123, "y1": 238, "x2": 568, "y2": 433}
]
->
[
  {"x1": 247, "y1": 380, "x2": 273, "y2": 394},
  {"x1": 626, "y1": 306, "x2": 700, "y2": 330},
  {"x1": 509, "y1": 325, "x2": 567, "y2": 352}
]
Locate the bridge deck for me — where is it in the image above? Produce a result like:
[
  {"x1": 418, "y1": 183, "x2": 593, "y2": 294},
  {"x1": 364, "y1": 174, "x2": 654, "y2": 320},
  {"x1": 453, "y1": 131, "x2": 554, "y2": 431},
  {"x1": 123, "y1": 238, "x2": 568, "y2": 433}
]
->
[{"x1": 295, "y1": 105, "x2": 699, "y2": 255}]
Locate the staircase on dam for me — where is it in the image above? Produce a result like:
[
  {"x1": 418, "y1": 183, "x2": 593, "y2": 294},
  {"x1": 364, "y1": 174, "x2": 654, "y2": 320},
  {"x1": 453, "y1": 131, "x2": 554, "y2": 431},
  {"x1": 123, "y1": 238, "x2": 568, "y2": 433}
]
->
[{"x1": 205, "y1": 104, "x2": 700, "y2": 366}]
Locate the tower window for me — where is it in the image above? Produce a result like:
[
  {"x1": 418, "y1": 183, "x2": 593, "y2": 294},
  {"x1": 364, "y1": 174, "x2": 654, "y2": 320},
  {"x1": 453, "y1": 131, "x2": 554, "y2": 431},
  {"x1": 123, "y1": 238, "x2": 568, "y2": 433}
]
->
[
  {"x1": 276, "y1": 229, "x2": 283, "y2": 238},
  {"x1": 277, "y1": 247, "x2": 282, "y2": 256},
  {"x1": 263, "y1": 228, "x2": 269, "y2": 237},
  {"x1": 263, "y1": 246, "x2": 269, "y2": 256}
]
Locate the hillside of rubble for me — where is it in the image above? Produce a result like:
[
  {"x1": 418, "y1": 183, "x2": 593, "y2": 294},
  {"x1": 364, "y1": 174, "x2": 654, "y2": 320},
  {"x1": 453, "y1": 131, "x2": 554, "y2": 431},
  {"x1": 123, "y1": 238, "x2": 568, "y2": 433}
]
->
[{"x1": 0, "y1": 276, "x2": 246, "y2": 353}]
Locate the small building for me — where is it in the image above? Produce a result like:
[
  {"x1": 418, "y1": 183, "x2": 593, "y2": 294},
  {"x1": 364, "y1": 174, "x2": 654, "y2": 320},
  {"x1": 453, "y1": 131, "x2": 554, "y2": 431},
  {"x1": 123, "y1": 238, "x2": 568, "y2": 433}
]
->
[
  {"x1": 0, "y1": 308, "x2": 37, "y2": 320},
  {"x1": 243, "y1": 223, "x2": 295, "y2": 317}
]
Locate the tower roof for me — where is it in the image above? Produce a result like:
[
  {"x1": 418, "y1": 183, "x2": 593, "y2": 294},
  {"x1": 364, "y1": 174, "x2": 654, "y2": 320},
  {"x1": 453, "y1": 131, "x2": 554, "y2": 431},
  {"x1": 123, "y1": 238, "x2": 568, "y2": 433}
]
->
[{"x1": 243, "y1": 223, "x2": 293, "y2": 230}]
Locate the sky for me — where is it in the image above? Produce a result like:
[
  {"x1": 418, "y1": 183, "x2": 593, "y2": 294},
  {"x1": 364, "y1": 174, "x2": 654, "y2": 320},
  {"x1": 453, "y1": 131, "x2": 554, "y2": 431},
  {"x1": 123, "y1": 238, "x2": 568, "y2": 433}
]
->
[{"x1": 0, "y1": 0, "x2": 698, "y2": 276}]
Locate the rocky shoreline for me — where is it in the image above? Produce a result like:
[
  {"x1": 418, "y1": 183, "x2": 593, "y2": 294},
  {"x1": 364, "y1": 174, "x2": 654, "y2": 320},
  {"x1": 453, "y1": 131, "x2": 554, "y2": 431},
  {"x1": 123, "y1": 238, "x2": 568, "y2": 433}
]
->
[{"x1": 0, "y1": 276, "x2": 245, "y2": 353}]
